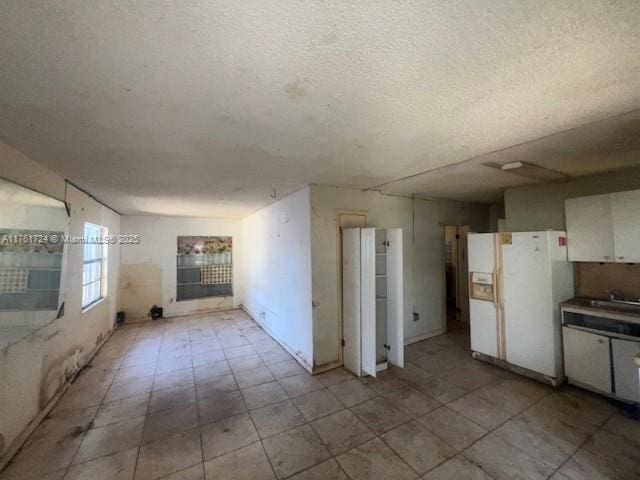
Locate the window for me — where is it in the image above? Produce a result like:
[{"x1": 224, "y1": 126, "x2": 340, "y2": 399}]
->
[
  {"x1": 82, "y1": 223, "x2": 107, "y2": 309},
  {"x1": 176, "y1": 236, "x2": 232, "y2": 301}
]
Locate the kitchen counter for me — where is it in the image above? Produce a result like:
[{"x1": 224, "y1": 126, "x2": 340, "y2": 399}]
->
[{"x1": 561, "y1": 297, "x2": 640, "y2": 326}]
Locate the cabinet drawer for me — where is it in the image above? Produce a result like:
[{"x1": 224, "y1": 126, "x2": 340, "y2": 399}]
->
[{"x1": 563, "y1": 327, "x2": 612, "y2": 394}]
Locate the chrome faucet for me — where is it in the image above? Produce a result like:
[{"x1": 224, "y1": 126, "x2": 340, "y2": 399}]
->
[{"x1": 606, "y1": 289, "x2": 640, "y2": 306}]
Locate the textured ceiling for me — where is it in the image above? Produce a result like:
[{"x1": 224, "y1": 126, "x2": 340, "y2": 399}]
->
[
  {"x1": 381, "y1": 109, "x2": 640, "y2": 202},
  {"x1": 1, "y1": 1, "x2": 639, "y2": 216}
]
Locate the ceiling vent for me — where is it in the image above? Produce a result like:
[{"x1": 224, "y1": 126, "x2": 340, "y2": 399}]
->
[{"x1": 483, "y1": 161, "x2": 571, "y2": 182}]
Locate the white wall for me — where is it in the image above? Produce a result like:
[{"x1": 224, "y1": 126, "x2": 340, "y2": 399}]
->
[
  {"x1": 0, "y1": 142, "x2": 121, "y2": 466},
  {"x1": 412, "y1": 198, "x2": 490, "y2": 340},
  {"x1": 309, "y1": 185, "x2": 490, "y2": 369},
  {"x1": 505, "y1": 167, "x2": 640, "y2": 231},
  {"x1": 119, "y1": 216, "x2": 242, "y2": 319},
  {"x1": 241, "y1": 188, "x2": 314, "y2": 371}
]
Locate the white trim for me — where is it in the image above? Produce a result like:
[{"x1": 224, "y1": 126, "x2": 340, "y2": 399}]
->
[{"x1": 404, "y1": 328, "x2": 446, "y2": 345}]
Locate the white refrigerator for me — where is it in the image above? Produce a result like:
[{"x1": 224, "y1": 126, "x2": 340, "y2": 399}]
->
[{"x1": 468, "y1": 231, "x2": 574, "y2": 385}]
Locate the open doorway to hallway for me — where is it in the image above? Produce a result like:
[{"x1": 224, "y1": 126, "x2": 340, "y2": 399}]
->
[{"x1": 443, "y1": 225, "x2": 470, "y2": 334}]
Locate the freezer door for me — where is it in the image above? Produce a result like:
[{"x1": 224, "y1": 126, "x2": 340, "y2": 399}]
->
[
  {"x1": 360, "y1": 228, "x2": 377, "y2": 377},
  {"x1": 386, "y1": 228, "x2": 404, "y2": 368},
  {"x1": 468, "y1": 233, "x2": 499, "y2": 358},
  {"x1": 470, "y1": 299, "x2": 499, "y2": 357},
  {"x1": 502, "y1": 232, "x2": 556, "y2": 376},
  {"x1": 342, "y1": 228, "x2": 362, "y2": 376},
  {"x1": 468, "y1": 233, "x2": 496, "y2": 273}
]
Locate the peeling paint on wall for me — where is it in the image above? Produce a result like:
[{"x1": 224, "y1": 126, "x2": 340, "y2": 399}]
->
[{"x1": 38, "y1": 348, "x2": 83, "y2": 409}]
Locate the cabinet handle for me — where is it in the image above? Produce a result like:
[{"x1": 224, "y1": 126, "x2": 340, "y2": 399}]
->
[
  {"x1": 618, "y1": 256, "x2": 624, "y2": 260},
  {"x1": 598, "y1": 339, "x2": 604, "y2": 344}
]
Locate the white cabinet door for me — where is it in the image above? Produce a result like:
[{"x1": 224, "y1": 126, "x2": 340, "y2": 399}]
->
[
  {"x1": 563, "y1": 327, "x2": 612, "y2": 394},
  {"x1": 342, "y1": 228, "x2": 362, "y2": 376},
  {"x1": 611, "y1": 190, "x2": 640, "y2": 263},
  {"x1": 360, "y1": 228, "x2": 377, "y2": 377},
  {"x1": 612, "y1": 338, "x2": 640, "y2": 402},
  {"x1": 565, "y1": 194, "x2": 614, "y2": 262},
  {"x1": 386, "y1": 228, "x2": 403, "y2": 368}
]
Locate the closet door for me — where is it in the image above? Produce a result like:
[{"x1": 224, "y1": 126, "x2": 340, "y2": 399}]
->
[
  {"x1": 342, "y1": 228, "x2": 362, "y2": 376},
  {"x1": 360, "y1": 228, "x2": 377, "y2": 377},
  {"x1": 386, "y1": 228, "x2": 404, "y2": 367}
]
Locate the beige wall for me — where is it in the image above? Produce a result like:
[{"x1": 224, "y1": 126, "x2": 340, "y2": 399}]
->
[
  {"x1": 0, "y1": 142, "x2": 121, "y2": 467},
  {"x1": 119, "y1": 216, "x2": 242, "y2": 320},
  {"x1": 309, "y1": 185, "x2": 490, "y2": 369},
  {"x1": 504, "y1": 167, "x2": 640, "y2": 232}
]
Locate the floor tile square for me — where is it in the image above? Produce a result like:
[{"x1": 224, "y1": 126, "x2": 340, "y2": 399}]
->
[
  {"x1": 288, "y1": 459, "x2": 348, "y2": 480},
  {"x1": 250, "y1": 399, "x2": 306, "y2": 438},
  {"x1": 310, "y1": 409, "x2": 374, "y2": 455},
  {"x1": 351, "y1": 397, "x2": 410, "y2": 434},
  {"x1": 64, "y1": 447, "x2": 138, "y2": 480},
  {"x1": 135, "y1": 429, "x2": 202, "y2": 480},
  {"x1": 148, "y1": 384, "x2": 196, "y2": 413},
  {"x1": 242, "y1": 381, "x2": 288, "y2": 410},
  {"x1": 336, "y1": 437, "x2": 417, "y2": 480},
  {"x1": 201, "y1": 413, "x2": 259, "y2": 460},
  {"x1": 143, "y1": 404, "x2": 199, "y2": 443},
  {"x1": 74, "y1": 416, "x2": 145, "y2": 464},
  {"x1": 447, "y1": 393, "x2": 513, "y2": 430},
  {"x1": 327, "y1": 379, "x2": 376, "y2": 407},
  {"x1": 416, "y1": 406, "x2": 487, "y2": 451},
  {"x1": 278, "y1": 373, "x2": 324, "y2": 398},
  {"x1": 203, "y1": 442, "x2": 275, "y2": 480},
  {"x1": 381, "y1": 421, "x2": 455, "y2": 474},
  {"x1": 292, "y1": 389, "x2": 344, "y2": 421},
  {"x1": 262, "y1": 425, "x2": 330, "y2": 478},
  {"x1": 463, "y1": 433, "x2": 554, "y2": 480},
  {"x1": 198, "y1": 389, "x2": 247, "y2": 425}
]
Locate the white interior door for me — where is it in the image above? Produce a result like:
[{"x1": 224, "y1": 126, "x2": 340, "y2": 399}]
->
[
  {"x1": 386, "y1": 228, "x2": 404, "y2": 368},
  {"x1": 342, "y1": 228, "x2": 362, "y2": 376},
  {"x1": 360, "y1": 228, "x2": 377, "y2": 377}
]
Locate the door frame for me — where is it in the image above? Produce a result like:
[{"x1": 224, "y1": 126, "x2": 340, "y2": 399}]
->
[
  {"x1": 441, "y1": 224, "x2": 471, "y2": 332},
  {"x1": 336, "y1": 210, "x2": 368, "y2": 366}
]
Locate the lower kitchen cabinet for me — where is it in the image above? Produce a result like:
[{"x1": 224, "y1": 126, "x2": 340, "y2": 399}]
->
[
  {"x1": 612, "y1": 338, "x2": 640, "y2": 402},
  {"x1": 563, "y1": 327, "x2": 612, "y2": 394}
]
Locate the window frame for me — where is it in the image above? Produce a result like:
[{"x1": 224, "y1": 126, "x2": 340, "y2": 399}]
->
[{"x1": 82, "y1": 222, "x2": 108, "y2": 311}]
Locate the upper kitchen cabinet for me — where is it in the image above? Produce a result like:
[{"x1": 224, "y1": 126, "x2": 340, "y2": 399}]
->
[
  {"x1": 565, "y1": 189, "x2": 640, "y2": 263},
  {"x1": 610, "y1": 190, "x2": 640, "y2": 263},
  {"x1": 565, "y1": 194, "x2": 614, "y2": 262}
]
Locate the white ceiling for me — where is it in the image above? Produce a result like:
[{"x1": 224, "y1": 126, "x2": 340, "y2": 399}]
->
[{"x1": 1, "y1": 1, "x2": 639, "y2": 217}]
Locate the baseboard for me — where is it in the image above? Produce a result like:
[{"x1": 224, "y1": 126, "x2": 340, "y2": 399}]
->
[
  {"x1": 404, "y1": 328, "x2": 446, "y2": 345},
  {"x1": 240, "y1": 306, "x2": 314, "y2": 375},
  {"x1": 0, "y1": 324, "x2": 115, "y2": 472}
]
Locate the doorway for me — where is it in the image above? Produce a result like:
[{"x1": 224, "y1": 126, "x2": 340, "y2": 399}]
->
[
  {"x1": 443, "y1": 225, "x2": 470, "y2": 330},
  {"x1": 337, "y1": 211, "x2": 367, "y2": 366}
]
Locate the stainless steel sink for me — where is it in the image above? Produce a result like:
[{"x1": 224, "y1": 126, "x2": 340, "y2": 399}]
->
[{"x1": 588, "y1": 299, "x2": 640, "y2": 313}]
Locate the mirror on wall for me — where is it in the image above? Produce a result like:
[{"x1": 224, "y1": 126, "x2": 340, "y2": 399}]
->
[{"x1": 0, "y1": 178, "x2": 68, "y2": 348}]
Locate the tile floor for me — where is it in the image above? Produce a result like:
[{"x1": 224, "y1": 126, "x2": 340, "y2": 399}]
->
[{"x1": 1, "y1": 310, "x2": 639, "y2": 480}]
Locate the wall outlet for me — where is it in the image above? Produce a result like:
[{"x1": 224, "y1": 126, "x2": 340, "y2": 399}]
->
[{"x1": 413, "y1": 312, "x2": 419, "y2": 322}]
